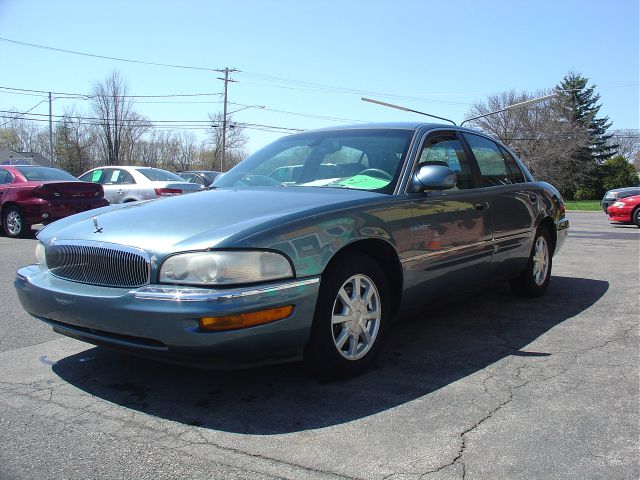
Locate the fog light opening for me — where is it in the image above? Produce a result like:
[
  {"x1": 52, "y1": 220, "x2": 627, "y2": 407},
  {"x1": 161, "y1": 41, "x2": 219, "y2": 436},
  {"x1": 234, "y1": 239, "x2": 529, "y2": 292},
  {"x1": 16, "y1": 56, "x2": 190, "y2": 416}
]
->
[{"x1": 199, "y1": 305, "x2": 294, "y2": 331}]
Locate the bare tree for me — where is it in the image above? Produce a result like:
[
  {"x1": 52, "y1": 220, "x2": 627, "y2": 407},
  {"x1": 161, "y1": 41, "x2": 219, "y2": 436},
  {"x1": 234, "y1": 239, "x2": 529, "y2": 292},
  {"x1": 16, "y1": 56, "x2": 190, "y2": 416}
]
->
[
  {"x1": 609, "y1": 129, "x2": 640, "y2": 169},
  {"x1": 54, "y1": 107, "x2": 97, "y2": 175},
  {"x1": 465, "y1": 90, "x2": 589, "y2": 195},
  {"x1": 0, "y1": 115, "x2": 42, "y2": 153},
  {"x1": 133, "y1": 130, "x2": 179, "y2": 169},
  {"x1": 207, "y1": 112, "x2": 248, "y2": 171},
  {"x1": 119, "y1": 113, "x2": 152, "y2": 163},
  {"x1": 90, "y1": 70, "x2": 148, "y2": 165},
  {"x1": 173, "y1": 131, "x2": 199, "y2": 171}
]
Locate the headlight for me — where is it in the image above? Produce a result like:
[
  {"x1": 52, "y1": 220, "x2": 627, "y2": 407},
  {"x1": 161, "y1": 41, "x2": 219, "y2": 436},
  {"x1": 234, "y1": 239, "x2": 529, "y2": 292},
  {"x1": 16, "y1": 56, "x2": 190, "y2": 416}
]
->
[
  {"x1": 35, "y1": 242, "x2": 47, "y2": 267},
  {"x1": 159, "y1": 251, "x2": 293, "y2": 286},
  {"x1": 612, "y1": 201, "x2": 625, "y2": 207}
]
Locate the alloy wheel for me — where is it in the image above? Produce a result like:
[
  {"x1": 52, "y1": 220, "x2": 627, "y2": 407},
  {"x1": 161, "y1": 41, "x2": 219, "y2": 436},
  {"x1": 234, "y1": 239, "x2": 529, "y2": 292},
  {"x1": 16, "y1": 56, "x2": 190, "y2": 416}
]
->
[
  {"x1": 5, "y1": 210, "x2": 22, "y2": 236},
  {"x1": 532, "y1": 236, "x2": 549, "y2": 286},
  {"x1": 330, "y1": 274, "x2": 381, "y2": 361}
]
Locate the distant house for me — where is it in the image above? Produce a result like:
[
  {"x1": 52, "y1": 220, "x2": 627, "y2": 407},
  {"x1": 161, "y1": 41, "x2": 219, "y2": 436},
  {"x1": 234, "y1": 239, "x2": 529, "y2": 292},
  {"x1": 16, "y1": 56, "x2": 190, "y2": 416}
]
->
[{"x1": 0, "y1": 150, "x2": 52, "y2": 166}]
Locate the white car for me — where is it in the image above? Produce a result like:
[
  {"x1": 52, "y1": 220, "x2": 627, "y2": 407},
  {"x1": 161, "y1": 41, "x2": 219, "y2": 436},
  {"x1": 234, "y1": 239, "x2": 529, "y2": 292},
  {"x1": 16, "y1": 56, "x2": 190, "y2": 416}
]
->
[{"x1": 79, "y1": 166, "x2": 204, "y2": 204}]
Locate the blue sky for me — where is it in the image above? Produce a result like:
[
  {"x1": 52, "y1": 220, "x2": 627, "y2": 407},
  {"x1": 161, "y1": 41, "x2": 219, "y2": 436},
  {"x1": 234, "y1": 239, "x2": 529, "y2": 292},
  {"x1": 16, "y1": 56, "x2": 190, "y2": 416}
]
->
[{"x1": 0, "y1": 0, "x2": 638, "y2": 153}]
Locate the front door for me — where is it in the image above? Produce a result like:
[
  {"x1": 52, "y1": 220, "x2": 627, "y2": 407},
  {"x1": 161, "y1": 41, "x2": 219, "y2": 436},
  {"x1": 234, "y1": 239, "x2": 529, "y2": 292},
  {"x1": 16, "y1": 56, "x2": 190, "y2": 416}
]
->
[{"x1": 402, "y1": 131, "x2": 493, "y2": 307}]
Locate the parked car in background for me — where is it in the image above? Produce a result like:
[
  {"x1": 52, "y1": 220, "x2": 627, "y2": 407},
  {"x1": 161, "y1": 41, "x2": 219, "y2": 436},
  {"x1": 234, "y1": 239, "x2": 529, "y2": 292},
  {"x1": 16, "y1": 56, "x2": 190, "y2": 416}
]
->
[
  {"x1": 601, "y1": 187, "x2": 640, "y2": 212},
  {"x1": 16, "y1": 123, "x2": 568, "y2": 378},
  {"x1": 607, "y1": 194, "x2": 640, "y2": 227},
  {"x1": 178, "y1": 170, "x2": 221, "y2": 187},
  {"x1": 0, "y1": 165, "x2": 108, "y2": 238},
  {"x1": 78, "y1": 166, "x2": 204, "y2": 204}
]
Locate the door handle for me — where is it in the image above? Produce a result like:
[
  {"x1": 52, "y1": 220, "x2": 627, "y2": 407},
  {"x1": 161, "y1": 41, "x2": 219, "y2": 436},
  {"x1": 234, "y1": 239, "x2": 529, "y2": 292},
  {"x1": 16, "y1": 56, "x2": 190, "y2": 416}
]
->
[{"x1": 117, "y1": 189, "x2": 124, "y2": 194}]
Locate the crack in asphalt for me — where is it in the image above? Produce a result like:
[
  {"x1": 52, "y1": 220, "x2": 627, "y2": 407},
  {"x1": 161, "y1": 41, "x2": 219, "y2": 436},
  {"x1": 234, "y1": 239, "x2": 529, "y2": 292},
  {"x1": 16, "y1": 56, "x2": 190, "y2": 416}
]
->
[{"x1": 413, "y1": 319, "x2": 638, "y2": 479}]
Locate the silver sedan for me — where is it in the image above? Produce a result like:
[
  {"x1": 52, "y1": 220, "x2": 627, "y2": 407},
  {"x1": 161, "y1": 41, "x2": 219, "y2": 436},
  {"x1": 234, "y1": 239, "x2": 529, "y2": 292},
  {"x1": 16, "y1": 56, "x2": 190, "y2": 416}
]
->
[{"x1": 78, "y1": 166, "x2": 204, "y2": 203}]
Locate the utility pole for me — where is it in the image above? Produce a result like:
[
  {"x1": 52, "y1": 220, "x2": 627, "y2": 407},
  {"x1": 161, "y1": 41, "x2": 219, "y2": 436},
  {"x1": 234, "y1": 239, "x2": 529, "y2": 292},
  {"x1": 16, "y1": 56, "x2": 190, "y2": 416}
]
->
[
  {"x1": 215, "y1": 68, "x2": 238, "y2": 171},
  {"x1": 48, "y1": 92, "x2": 54, "y2": 165}
]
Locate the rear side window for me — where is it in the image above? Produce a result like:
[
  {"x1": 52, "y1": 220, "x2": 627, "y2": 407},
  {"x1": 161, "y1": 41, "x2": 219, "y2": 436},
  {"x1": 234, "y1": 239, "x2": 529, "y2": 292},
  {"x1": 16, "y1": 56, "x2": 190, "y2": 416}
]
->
[
  {"x1": 462, "y1": 133, "x2": 513, "y2": 187},
  {"x1": 499, "y1": 146, "x2": 526, "y2": 183},
  {"x1": 0, "y1": 169, "x2": 13, "y2": 184}
]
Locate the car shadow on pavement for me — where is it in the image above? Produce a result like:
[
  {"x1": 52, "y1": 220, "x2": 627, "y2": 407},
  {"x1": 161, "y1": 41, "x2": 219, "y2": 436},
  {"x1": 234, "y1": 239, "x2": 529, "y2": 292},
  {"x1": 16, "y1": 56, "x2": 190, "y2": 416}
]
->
[{"x1": 52, "y1": 275, "x2": 608, "y2": 434}]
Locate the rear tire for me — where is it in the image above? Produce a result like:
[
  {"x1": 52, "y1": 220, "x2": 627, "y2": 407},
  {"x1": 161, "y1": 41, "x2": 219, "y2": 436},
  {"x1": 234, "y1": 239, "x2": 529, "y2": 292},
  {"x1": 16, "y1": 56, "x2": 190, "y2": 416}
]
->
[
  {"x1": 304, "y1": 251, "x2": 390, "y2": 380},
  {"x1": 3, "y1": 206, "x2": 27, "y2": 238},
  {"x1": 633, "y1": 207, "x2": 640, "y2": 228},
  {"x1": 509, "y1": 227, "x2": 552, "y2": 297}
]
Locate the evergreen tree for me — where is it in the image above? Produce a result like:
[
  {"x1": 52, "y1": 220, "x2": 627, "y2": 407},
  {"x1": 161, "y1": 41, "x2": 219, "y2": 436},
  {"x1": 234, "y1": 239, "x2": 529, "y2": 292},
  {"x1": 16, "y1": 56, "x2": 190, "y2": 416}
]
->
[{"x1": 554, "y1": 72, "x2": 618, "y2": 164}]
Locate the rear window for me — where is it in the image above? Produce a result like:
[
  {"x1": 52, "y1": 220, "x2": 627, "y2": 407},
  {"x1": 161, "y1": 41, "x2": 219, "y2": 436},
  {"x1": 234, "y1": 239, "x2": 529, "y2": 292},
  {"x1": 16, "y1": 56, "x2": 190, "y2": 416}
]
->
[
  {"x1": 136, "y1": 168, "x2": 183, "y2": 182},
  {"x1": 15, "y1": 167, "x2": 77, "y2": 181}
]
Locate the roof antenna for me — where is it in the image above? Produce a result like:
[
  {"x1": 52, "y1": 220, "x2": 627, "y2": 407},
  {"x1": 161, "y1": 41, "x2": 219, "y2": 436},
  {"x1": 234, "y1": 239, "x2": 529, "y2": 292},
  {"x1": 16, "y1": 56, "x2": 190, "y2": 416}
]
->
[
  {"x1": 362, "y1": 97, "x2": 457, "y2": 125},
  {"x1": 460, "y1": 93, "x2": 557, "y2": 126}
]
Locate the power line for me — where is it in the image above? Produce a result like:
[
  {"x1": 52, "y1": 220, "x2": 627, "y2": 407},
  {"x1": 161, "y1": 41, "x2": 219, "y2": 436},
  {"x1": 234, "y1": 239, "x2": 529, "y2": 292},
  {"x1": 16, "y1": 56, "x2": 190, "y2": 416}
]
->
[
  {"x1": 0, "y1": 99, "x2": 48, "y2": 127},
  {"x1": 0, "y1": 37, "x2": 218, "y2": 72},
  {"x1": 0, "y1": 85, "x2": 222, "y2": 99}
]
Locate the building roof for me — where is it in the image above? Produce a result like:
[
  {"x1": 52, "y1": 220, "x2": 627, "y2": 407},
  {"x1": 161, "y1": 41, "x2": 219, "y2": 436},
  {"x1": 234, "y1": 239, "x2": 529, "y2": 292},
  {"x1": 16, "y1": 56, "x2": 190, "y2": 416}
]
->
[{"x1": 0, "y1": 150, "x2": 51, "y2": 166}]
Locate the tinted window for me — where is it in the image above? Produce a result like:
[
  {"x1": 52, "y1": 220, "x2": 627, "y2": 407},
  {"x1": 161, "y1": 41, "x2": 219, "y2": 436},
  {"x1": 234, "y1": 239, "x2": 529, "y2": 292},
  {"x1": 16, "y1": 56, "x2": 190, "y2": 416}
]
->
[
  {"x1": 137, "y1": 168, "x2": 183, "y2": 181},
  {"x1": 499, "y1": 146, "x2": 526, "y2": 183},
  {"x1": 0, "y1": 169, "x2": 11, "y2": 184},
  {"x1": 462, "y1": 133, "x2": 512, "y2": 187},
  {"x1": 417, "y1": 134, "x2": 474, "y2": 189},
  {"x1": 15, "y1": 166, "x2": 77, "y2": 181}
]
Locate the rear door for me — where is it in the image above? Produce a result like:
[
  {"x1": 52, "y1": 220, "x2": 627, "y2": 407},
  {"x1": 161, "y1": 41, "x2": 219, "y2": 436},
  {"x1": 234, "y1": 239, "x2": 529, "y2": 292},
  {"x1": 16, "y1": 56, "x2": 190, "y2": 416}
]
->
[
  {"x1": 460, "y1": 132, "x2": 536, "y2": 272},
  {"x1": 99, "y1": 168, "x2": 136, "y2": 203}
]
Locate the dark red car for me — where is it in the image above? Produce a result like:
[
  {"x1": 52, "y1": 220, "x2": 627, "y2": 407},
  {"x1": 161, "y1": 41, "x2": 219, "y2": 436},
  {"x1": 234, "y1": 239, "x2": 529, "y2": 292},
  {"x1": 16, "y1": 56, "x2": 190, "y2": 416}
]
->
[
  {"x1": 607, "y1": 194, "x2": 640, "y2": 228},
  {"x1": 0, "y1": 165, "x2": 109, "y2": 238}
]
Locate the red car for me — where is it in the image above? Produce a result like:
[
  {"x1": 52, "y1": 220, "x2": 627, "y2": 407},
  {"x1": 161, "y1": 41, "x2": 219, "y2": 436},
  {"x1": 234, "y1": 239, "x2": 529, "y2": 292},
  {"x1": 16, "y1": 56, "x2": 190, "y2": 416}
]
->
[
  {"x1": 0, "y1": 165, "x2": 109, "y2": 238},
  {"x1": 607, "y1": 194, "x2": 640, "y2": 228}
]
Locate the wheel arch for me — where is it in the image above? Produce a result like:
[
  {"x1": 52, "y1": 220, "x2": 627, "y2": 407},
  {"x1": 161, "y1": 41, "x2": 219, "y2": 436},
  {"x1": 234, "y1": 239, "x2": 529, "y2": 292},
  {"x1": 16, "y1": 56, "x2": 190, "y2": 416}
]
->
[
  {"x1": 537, "y1": 216, "x2": 557, "y2": 254},
  {"x1": 323, "y1": 238, "x2": 403, "y2": 315},
  {"x1": 1, "y1": 201, "x2": 21, "y2": 221}
]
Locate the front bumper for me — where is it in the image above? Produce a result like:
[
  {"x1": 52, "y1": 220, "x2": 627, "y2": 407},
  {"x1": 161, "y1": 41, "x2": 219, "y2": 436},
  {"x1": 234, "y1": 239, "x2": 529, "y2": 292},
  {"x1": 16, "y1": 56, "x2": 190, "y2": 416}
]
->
[
  {"x1": 607, "y1": 207, "x2": 632, "y2": 223},
  {"x1": 15, "y1": 265, "x2": 321, "y2": 367}
]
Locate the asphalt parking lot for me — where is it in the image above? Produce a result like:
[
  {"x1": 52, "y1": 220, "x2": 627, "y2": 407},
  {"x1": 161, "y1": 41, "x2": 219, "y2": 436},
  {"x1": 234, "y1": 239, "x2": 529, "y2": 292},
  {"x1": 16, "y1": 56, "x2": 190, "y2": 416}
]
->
[{"x1": 0, "y1": 211, "x2": 638, "y2": 479}]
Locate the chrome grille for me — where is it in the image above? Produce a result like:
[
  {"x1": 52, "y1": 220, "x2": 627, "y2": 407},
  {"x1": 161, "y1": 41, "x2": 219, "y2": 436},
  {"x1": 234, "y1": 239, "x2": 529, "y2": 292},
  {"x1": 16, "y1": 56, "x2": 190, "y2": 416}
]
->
[{"x1": 46, "y1": 241, "x2": 151, "y2": 288}]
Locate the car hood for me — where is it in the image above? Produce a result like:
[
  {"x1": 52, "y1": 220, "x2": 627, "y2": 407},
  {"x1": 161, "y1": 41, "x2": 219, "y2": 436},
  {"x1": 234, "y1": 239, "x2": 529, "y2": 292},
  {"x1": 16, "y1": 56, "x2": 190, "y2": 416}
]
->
[{"x1": 38, "y1": 187, "x2": 383, "y2": 254}]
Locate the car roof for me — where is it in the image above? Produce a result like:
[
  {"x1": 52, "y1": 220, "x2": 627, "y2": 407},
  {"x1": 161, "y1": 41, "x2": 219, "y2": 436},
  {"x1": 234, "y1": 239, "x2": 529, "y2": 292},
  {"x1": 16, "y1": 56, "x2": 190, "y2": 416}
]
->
[
  {"x1": 282, "y1": 122, "x2": 488, "y2": 138},
  {"x1": 609, "y1": 186, "x2": 640, "y2": 192}
]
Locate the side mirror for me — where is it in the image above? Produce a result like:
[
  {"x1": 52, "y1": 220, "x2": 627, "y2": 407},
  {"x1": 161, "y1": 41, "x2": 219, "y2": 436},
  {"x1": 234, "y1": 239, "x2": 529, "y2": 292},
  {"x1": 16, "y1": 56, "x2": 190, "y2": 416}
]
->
[{"x1": 410, "y1": 164, "x2": 457, "y2": 192}]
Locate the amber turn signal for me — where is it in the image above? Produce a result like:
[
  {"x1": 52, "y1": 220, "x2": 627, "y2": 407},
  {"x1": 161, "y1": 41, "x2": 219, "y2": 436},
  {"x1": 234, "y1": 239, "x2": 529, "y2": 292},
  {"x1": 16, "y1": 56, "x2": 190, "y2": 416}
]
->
[{"x1": 199, "y1": 305, "x2": 294, "y2": 331}]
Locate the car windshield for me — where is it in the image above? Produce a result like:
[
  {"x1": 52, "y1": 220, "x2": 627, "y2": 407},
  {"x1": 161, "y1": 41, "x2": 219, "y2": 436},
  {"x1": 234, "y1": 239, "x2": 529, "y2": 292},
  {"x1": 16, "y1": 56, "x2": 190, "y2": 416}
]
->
[
  {"x1": 16, "y1": 166, "x2": 77, "y2": 181},
  {"x1": 137, "y1": 168, "x2": 184, "y2": 181},
  {"x1": 213, "y1": 128, "x2": 415, "y2": 194}
]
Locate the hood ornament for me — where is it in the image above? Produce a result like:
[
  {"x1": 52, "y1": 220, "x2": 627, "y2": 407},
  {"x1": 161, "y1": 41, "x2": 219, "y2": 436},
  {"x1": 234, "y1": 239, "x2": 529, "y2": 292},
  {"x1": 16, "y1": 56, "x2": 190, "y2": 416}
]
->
[{"x1": 92, "y1": 217, "x2": 103, "y2": 234}]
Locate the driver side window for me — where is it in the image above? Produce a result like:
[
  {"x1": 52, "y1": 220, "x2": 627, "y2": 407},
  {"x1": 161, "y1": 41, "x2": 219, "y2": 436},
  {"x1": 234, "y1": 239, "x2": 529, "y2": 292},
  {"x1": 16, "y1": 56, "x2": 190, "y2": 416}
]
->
[{"x1": 417, "y1": 134, "x2": 474, "y2": 189}]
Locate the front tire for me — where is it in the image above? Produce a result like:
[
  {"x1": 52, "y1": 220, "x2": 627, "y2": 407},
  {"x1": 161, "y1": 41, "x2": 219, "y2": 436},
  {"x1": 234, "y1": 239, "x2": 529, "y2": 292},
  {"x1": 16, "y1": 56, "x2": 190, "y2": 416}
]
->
[
  {"x1": 509, "y1": 227, "x2": 552, "y2": 297},
  {"x1": 3, "y1": 206, "x2": 27, "y2": 238},
  {"x1": 633, "y1": 207, "x2": 640, "y2": 228},
  {"x1": 304, "y1": 251, "x2": 390, "y2": 379}
]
